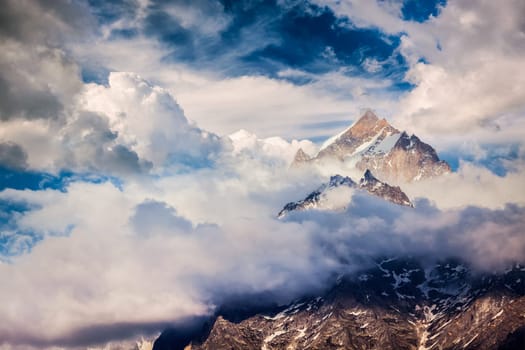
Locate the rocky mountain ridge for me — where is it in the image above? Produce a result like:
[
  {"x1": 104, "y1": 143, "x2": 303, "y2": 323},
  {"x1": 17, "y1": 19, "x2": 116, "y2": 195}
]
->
[
  {"x1": 176, "y1": 260, "x2": 525, "y2": 350},
  {"x1": 278, "y1": 169, "x2": 412, "y2": 218}
]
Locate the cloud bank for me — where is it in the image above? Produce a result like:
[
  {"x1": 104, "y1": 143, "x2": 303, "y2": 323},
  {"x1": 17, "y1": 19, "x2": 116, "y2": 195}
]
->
[{"x1": 0, "y1": 146, "x2": 524, "y2": 348}]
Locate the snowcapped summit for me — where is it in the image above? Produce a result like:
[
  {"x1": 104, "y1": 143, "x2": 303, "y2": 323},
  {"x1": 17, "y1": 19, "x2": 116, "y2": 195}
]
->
[
  {"x1": 317, "y1": 110, "x2": 399, "y2": 159},
  {"x1": 278, "y1": 170, "x2": 412, "y2": 218},
  {"x1": 294, "y1": 110, "x2": 451, "y2": 183}
]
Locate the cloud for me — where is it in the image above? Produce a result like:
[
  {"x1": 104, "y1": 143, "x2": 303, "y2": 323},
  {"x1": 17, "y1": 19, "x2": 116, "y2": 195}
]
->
[
  {"x1": 0, "y1": 40, "x2": 83, "y2": 122},
  {"x1": 131, "y1": 200, "x2": 193, "y2": 236},
  {"x1": 0, "y1": 154, "x2": 524, "y2": 348},
  {"x1": 0, "y1": 0, "x2": 90, "y2": 122},
  {"x1": 0, "y1": 142, "x2": 28, "y2": 170},
  {"x1": 79, "y1": 72, "x2": 223, "y2": 170},
  {"x1": 0, "y1": 70, "x2": 223, "y2": 174},
  {"x1": 396, "y1": 0, "x2": 525, "y2": 146},
  {"x1": 228, "y1": 129, "x2": 317, "y2": 164},
  {"x1": 0, "y1": 0, "x2": 91, "y2": 45},
  {"x1": 403, "y1": 161, "x2": 525, "y2": 210}
]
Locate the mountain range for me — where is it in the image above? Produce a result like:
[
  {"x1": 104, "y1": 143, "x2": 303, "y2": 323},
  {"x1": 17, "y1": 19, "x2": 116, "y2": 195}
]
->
[
  {"x1": 153, "y1": 112, "x2": 524, "y2": 350},
  {"x1": 182, "y1": 260, "x2": 525, "y2": 350}
]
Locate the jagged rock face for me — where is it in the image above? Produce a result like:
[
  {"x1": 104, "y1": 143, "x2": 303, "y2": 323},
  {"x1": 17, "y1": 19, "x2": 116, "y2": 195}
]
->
[
  {"x1": 187, "y1": 261, "x2": 525, "y2": 350},
  {"x1": 357, "y1": 132, "x2": 451, "y2": 183},
  {"x1": 359, "y1": 169, "x2": 413, "y2": 207},
  {"x1": 277, "y1": 170, "x2": 412, "y2": 218},
  {"x1": 295, "y1": 111, "x2": 451, "y2": 183}
]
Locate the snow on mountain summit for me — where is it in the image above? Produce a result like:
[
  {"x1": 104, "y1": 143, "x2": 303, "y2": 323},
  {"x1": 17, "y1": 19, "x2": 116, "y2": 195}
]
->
[{"x1": 294, "y1": 110, "x2": 451, "y2": 183}]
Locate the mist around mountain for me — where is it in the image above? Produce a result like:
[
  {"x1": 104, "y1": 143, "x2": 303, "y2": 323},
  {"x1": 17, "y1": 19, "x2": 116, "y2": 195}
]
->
[{"x1": 148, "y1": 111, "x2": 525, "y2": 350}]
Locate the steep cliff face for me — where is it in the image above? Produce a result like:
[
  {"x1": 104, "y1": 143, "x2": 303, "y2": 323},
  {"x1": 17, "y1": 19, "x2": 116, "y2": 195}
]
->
[
  {"x1": 356, "y1": 132, "x2": 451, "y2": 183},
  {"x1": 186, "y1": 261, "x2": 525, "y2": 350},
  {"x1": 358, "y1": 169, "x2": 413, "y2": 207},
  {"x1": 294, "y1": 111, "x2": 451, "y2": 183}
]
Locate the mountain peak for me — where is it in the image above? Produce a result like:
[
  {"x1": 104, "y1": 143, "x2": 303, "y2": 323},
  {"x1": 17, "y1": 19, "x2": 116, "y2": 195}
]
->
[
  {"x1": 303, "y1": 111, "x2": 450, "y2": 183},
  {"x1": 355, "y1": 109, "x2": 379, "y2": 125},
  {"x1": 278, "y1": 171, "x2": 413, "y2": 217}
]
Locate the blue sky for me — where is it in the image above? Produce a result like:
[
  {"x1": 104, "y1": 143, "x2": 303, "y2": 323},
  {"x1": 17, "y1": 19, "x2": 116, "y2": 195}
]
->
[
  {"x1": 0, "y1": 0, "x2": 524, "y2": 348},
  {"x1": 86, "y1": 0, "x2": 422, "y2": 84}
]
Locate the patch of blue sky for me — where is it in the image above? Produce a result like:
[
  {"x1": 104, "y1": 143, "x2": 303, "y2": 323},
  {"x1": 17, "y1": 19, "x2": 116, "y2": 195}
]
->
[
  {"x1": 400, "y1": 0, "x2": 447, "y2": 22},
  {"x1": 0, "y1": 166, "x2": 123, "y2": 192},
  {"x1": 81, "y1": 64, "x2": 110, "y2": 85},
  {"x1": 87, "y1": 0, "x2": 139, "y2": 25},
  {"x1": 0, "y1": 200, "x2": 41, "y2": 259},
  {"x1": 0, "y1": 199, "x2": 76, "y2": 260},
  {"x1": 237, "y1": 6, "x2": 407, "y2": 79},
  {"x1": 162, "y1": 154, "x2": 217, "y2": 175},
  {"x1": 278, "y1": 73, "x2": 316, "y2": 86},
  {"x1": 308, "y1": 135, "x2": 332, "y2": 144},
  {"x1": 301, "y1": 120, "x2": 353, "y2": 131},
  {"x1": 441, "y1": 143, "x2": 521, "y2": 176},
  {"x1": 88, "y1": 0, "x2": 410, "y2": 88}
]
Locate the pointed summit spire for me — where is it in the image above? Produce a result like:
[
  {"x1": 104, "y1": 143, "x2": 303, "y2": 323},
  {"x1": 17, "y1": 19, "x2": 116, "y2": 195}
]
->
[
  {"x1": 360, "y1": 109, "x2": 379, "y2": 122},
  {"x1": 352, "y1": 110, "x2": 380, "y2": 131}
]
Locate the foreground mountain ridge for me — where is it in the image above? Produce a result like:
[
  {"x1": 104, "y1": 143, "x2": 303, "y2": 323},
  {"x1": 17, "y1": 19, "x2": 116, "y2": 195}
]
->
[
  {"x1": 293, "y1": 111, "x2": 451, "y2": 183},
  {"x1": 179, "y1": 261, "x2": 525, "y2": 350}
]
